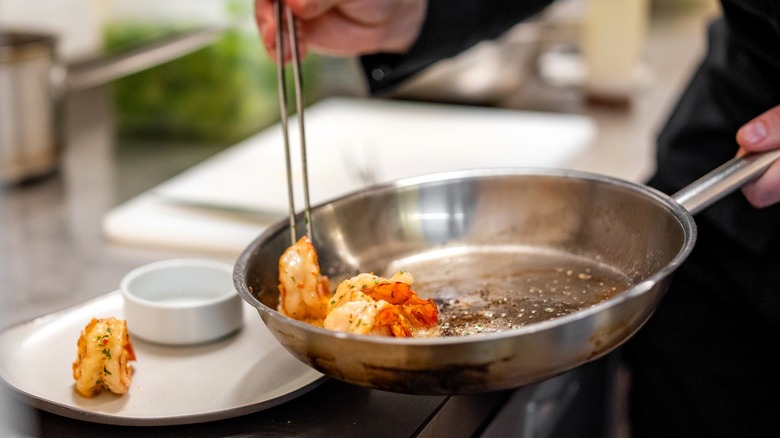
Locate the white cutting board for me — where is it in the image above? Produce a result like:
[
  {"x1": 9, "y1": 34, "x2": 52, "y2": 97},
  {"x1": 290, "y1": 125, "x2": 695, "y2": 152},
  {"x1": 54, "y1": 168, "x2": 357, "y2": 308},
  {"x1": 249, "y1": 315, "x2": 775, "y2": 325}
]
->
[{"x1": 103, "y1": 97, "x2": 596, "y2": 255}]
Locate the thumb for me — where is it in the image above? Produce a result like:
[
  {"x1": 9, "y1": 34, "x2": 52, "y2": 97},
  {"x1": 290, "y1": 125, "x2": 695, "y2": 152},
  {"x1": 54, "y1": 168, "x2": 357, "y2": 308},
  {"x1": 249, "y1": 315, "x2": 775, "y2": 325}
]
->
[{"x1": 736, "y1": 104, "x2": 780, "y2": 152}]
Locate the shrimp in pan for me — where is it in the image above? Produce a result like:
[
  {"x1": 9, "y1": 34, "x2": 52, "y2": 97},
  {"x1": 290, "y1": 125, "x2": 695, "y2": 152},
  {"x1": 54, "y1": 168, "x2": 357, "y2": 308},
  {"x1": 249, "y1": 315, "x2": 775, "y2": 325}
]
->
[
  {"x1": 278, "y1": 237, "x2": 439, "y2": 337},
  {"x1": 72, "y1": 317, "x2": 136, "y2": 397},
  {"x1": 325, "y1": 271, "x2": 439, "y2": 337},
  {"x1": 322, "y1": 290, "x2": 400, "y2": 336},
  {"x1": 278, "y1": 236, "x2": 331, "y2": 322}
]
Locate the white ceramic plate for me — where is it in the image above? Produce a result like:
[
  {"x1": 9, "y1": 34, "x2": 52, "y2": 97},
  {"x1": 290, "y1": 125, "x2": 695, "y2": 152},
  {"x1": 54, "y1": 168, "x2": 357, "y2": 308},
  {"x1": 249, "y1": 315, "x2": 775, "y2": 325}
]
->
[
  {"x1": 101, "y1": 98, "x2": 595, "y2": 255},
  {"x1": 0, "y1": 291, "x2": 324, "y2": 425},
  {"x1": 153, "y1": 97, "x2": 596, "y2": 214}
]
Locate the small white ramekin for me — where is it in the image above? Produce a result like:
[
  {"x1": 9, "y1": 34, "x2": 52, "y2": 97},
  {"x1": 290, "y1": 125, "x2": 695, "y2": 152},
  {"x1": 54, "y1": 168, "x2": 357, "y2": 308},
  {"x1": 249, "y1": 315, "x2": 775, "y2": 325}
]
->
[{"x1": 120, "y1": 258, "x2": 243, "y2": 346}]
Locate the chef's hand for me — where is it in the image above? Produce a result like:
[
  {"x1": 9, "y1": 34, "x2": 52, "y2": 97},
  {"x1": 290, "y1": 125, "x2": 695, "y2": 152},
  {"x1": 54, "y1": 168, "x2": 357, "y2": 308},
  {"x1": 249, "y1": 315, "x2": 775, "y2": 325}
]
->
[
  {"x1": 737, "y1": 104, "x2": 780, "y2": 208},
  {"x1": 254, "y1": 0, "x2": 426, "y2": 61}
]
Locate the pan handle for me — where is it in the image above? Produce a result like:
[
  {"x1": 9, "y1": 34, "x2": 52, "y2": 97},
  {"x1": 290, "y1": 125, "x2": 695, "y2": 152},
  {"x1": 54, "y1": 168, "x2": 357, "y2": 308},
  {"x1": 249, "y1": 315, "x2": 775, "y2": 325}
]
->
[
  {"x1": 63, "y1": 26, "x2": 223, "y2": 92},
  {"x1": 672, "y1": 149, "x2": 780, "y2": 215}
]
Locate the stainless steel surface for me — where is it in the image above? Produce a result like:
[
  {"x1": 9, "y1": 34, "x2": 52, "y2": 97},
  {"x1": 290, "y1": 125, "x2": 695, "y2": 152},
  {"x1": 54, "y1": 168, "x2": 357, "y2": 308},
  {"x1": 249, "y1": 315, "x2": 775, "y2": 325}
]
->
[
  {"x1": 287, "y1": 6, "x2": 312, "y2": 239},
  {"x1": 234, "y1": 169, "x2": 696, "y2": 394},
  {"x1": 235, "y1": 146, "x2": 780, "y2": 395},
  {"x1": 0, "y1": 27, "x2": 221, "y2": 185},
  {"x1": 0, "y1": 3, "x2": 720, "y2": 434},
  {"x1": 0, "y1": 86, "x2": 516, "y2": 437},
  {"x1": 64, "y1": 27, "x2": 223, "y2": 91},
  {"x1": 391, "y1": 21, "x2": 542, "y2": 105},
  {"x1": 275, "y1": 0, "x2": 312, "y2": 243},
  {"x1": 673, "y1": 149, "x2": 780, "y2": 214},
  {"x1": 0, "y1": 32, "x2": 59, "y2": 183}
]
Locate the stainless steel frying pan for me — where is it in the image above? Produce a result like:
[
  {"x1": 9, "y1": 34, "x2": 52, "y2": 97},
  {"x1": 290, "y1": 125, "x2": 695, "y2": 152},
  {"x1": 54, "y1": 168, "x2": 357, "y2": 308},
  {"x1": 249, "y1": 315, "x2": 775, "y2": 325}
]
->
[{"x1": 233, "y1": 150, "x2": 780, "y2": 395}]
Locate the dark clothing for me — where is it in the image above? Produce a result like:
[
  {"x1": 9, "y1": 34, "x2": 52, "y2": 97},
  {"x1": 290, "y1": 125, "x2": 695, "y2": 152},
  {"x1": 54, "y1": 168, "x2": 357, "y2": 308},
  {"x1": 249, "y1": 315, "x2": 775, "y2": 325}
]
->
[
  {"x1": 624, "y1": 215, "x2": 780, "y2": 438},
  {"x1": 361, "y1": 0, "x2": 551, "y2": 94},
  {"x1": 361, "y1": 1, "x2": 780, "y2": 437},
  {"x1": 651, "y1": 10, "x2": 780, "y2": 257},
  {"x1": 625, "y1": 6, "x2": 780, "y2": 437}
]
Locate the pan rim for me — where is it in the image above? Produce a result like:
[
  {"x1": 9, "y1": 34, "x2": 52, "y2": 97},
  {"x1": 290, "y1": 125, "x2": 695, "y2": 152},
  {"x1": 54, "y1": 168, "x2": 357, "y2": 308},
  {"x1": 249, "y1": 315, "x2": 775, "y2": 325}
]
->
[{"x1": 234, "y1": 167, "x2": 697, "y2": 346}]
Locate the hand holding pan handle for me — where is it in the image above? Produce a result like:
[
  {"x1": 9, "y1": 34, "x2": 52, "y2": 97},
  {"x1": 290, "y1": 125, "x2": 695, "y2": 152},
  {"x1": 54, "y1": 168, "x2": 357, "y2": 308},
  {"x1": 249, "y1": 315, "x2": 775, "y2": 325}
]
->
[{"x1": 673, "y1": 149, "x2": 780, "y2": 215}]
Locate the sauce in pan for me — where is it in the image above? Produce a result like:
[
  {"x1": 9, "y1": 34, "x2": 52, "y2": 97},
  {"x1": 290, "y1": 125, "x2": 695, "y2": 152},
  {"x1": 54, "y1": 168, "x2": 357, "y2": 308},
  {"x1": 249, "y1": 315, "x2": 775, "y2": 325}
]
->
[{"x1": 386, "y1": 247, "x2": 633, "y2": 337}]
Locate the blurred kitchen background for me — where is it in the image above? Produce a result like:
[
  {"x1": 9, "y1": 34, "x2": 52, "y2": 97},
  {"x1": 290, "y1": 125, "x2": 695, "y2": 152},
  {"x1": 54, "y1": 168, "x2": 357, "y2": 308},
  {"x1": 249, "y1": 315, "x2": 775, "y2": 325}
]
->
[
  {"x1": 0, "y1": 0, "x2": 724, "y2": 343},
  {"x1": 0, "y1": 0, "x2": 720, "y2": 370},
  {"x1": 1, "y1": 0, "x2": 325, "y2": 196},
  {"x1": 1, "y1": 0, "x2": 721, "y2": 436},
  {"x1": 1, "y1": 0, "x2": 719, "y2": 196}
]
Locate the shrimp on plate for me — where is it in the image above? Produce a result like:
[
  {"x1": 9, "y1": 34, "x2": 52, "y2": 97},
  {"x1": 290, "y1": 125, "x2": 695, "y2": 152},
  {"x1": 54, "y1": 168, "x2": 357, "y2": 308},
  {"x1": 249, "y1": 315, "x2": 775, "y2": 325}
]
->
[
  {"x1": 72, "y1": 317, "x2": 136, "y2": 397},
  {"x1": 278, "y1": 237, "x2": 439, "y2": 337}
]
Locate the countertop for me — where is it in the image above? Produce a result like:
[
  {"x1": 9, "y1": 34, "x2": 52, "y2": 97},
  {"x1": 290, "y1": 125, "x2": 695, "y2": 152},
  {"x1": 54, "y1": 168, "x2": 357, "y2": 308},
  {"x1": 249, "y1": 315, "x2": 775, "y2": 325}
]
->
[{"x1": 0, "y1": 2, "x2": 718, "y2": 436}]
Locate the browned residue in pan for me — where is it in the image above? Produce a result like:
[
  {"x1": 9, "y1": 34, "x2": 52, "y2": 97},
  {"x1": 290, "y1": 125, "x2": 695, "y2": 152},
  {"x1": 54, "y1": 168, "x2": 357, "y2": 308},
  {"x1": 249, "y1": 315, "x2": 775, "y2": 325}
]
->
[{"x1": 390, "y1": 249, "x2": 633, "y2": 337}]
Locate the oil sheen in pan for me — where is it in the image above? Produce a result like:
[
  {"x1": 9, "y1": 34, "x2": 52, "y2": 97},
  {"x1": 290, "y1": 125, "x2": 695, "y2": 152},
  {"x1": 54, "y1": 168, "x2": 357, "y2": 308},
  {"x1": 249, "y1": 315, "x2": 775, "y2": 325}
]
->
[{"x1": 385, "y1": 246, "x2": 633, "y2": 337}]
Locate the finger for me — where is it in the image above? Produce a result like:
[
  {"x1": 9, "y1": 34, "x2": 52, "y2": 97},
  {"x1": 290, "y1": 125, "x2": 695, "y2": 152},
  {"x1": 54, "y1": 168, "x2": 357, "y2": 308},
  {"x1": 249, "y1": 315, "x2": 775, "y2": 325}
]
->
[
  {"x1": 304, "y1": 14, "x2": 384, "y2": 55},
  {"x1": 291, "y1": 19, "x2": 310, "y2": 60},
  {"x1": 736, "y1": 104, "x2": 780, "y2": 152},
  {"x1": 280, "y1": 17, "x2": 310, "y2": 63},
  {"x1": 256, "y1": 0, "x2": 280, "y2": 59},
  {"x1": 287, "y1": 0, "x2": 344, "y2": 20},
  {"x1": 741, "y1": 160, "x2": 780, "y2": 208},
  {"x1": 258, "y1": 1, "x2": 310, "y2": 63}
]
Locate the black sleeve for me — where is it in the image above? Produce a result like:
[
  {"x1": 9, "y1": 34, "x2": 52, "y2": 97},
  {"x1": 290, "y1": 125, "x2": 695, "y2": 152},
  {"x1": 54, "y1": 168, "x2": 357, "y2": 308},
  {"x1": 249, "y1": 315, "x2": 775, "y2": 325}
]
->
[
  {"x1": 360, "y1": 0, "x2": 555, "y2": 95},
  {"x1": 648, "y1": 3, "x2": 780, "y2": 255}
]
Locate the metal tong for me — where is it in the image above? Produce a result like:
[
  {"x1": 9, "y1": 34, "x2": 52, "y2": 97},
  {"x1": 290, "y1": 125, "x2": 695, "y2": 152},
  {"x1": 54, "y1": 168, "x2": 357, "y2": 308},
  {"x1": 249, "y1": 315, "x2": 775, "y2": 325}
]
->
[{"x1": 274, "y1": 0, "x2": 311, "y2": 245}]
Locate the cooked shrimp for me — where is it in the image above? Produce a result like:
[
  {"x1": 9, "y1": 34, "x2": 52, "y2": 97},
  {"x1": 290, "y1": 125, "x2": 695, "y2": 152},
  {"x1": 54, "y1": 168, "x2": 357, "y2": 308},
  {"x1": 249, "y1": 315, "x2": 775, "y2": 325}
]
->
[
  {"x1": 72, "y1": 317, "x2": 136, "y2": 397},
  {"x1": 278, "y1": 236, "x2": 331, "y2": 322},
  {"x1": 277, "y1": 238, "x2": 439, "y2": 336},
  {"x1": 323, "y1": 291, "x2": 393, "y2": 336},
  {"x1": 326, "y1": 272, "x2": 438, "y2": 337},
  {"x1": 329, "y1": 273, "x2": 390, "y2": 311},
  {"x1": 398, "y1": 294, "x2": 439, "y2": 330}
]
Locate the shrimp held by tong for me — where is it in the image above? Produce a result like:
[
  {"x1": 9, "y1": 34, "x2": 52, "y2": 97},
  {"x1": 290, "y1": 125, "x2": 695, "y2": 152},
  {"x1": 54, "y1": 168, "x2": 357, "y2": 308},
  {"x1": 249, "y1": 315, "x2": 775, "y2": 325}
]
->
[
  {"x1": 72, "y1": 317, "x2": 136, "y2": 397},
  {"x1": 278, "y1": 236, "x2": 331, "y2": 322},
  {"x1": 278, "y1": 238, "x2": 439, "y2": 337}
]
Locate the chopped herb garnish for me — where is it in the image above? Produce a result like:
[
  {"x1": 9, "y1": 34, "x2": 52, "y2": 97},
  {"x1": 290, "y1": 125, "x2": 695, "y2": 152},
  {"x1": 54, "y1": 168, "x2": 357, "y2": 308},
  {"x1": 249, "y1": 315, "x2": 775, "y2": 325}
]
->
[{"x1": 96, "y1": 333, "x2": 110, "y2": 347}]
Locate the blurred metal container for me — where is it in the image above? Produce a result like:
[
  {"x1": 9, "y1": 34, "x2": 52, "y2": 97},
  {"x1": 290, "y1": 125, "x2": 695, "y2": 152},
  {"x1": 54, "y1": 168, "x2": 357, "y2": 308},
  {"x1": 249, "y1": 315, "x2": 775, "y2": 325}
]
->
[
  {"x1": 0, "y1": 27, "x2": 221, "y2": 185},
  {"x1": 390, "y1": 22, "x2": 542, "y2": 105},
  {"x1": 0, "y1": 32, "x2": 60, "y2": 184}
]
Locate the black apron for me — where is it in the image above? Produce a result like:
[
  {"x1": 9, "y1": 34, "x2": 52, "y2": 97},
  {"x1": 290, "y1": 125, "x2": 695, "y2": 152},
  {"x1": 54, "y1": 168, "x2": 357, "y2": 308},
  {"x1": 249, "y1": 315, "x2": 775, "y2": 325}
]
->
[
  {"x1": 624, "y1": 2, "x2": 780, "y2": 436},
  {"x1": 360, "y1": 1, "x2": 780, "y2": 436}
]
